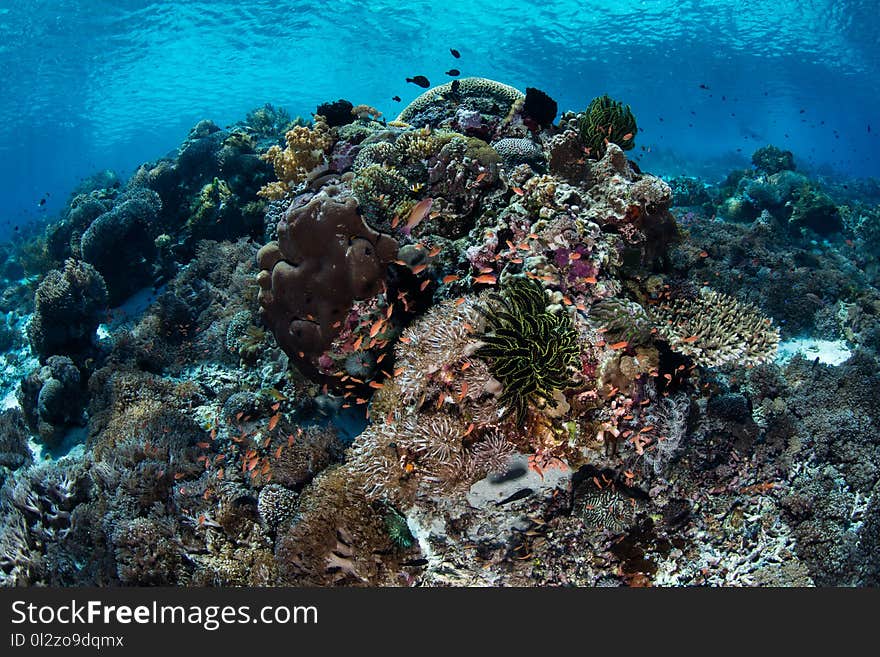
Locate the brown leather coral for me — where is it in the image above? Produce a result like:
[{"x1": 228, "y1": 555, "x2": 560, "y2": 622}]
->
[{"x1": 256, "y1": 188, "x2": 398, "y2": 379}]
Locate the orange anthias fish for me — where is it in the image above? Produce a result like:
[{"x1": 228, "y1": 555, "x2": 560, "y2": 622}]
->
[{"x1": 403, "y1": 198, "x2": 433, "y2": 234}]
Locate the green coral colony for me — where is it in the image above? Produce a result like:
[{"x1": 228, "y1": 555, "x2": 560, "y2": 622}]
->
[{"x1": 3, "y1": 73, "x2": 878, "y2": 589}]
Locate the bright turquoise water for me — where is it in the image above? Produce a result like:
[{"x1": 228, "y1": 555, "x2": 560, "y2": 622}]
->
[{"x1": 1, "y1": 0, "x2": 878, "y2": 238}]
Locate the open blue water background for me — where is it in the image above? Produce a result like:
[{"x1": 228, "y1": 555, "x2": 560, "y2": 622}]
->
[{"x1": 0, "y1": 0, "x2": 878, "y2": 241}]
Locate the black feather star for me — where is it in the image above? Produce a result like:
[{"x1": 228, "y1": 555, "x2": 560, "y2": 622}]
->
[{"x1": 475, "y1": 277, "x2": 580, "y2": 422}]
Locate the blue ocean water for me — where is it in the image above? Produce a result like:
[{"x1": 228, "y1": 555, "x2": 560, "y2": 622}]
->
[{"x1": 0, "y1": 0, "x2": 877, "y2": 241}]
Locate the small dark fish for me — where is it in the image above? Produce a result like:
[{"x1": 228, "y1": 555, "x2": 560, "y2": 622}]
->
[
  {"x1": 38, "y1": 198, "x2": 46, "y2": 206},
  {"x1": 406, "y1": 75, "x2": 430, "y2": 88},
  {"x1": 450, "y1": 48, "x2": 461, "y2": 58},
  {"x1": 699, "y1": 83, "x2": 710, "y2": 89},
  {"x1": 869, "y1": 124, "x2": 872, "y2": 133},
  {"x1": 14, "y1": 226, "x2": 19, "y2": 231},
  {"x1": 450, "y1": 79, "x2": 460, "y2": 95},
  {"x1": 392, "y1": 95, "x2": 401, "y2": 102},
  {"x1": 497, "y1": 488, "x2": 534, "y2": 506},
  {"x1": 445, "y1": 69, "x2": 460, "y2": 77},
  {"x1": 799, "y1": 108, "x2": 805, "y2": 113},
  {"x1": 722, "y1": 95, "x2": 726, "y2": 101},
  {"x1": 402, "y1": 558, "x2": 429, "y2": 567}
]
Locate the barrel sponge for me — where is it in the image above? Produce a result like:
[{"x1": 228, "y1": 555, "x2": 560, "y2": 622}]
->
[
  {"x1": 651, "y1": 287, "x2": 780, "y2": 368},
  {"x1": 27, "y1": 258, "x2": 108, "y2": 360},
  {"x1": 256, "y1": 189, "x2": 398, "y2": 379},
  {"x1": 396, "y1": 77, "x2": 524, "y2": 123}
]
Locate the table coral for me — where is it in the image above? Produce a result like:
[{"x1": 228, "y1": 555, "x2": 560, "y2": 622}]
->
[{"x1": 651, "y1": 287, "x2": 780, "y2": 367}]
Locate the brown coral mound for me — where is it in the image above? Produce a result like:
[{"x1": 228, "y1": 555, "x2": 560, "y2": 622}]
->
[{"x1": 256, "y1": 188, "x2": 398, "y2": 378}]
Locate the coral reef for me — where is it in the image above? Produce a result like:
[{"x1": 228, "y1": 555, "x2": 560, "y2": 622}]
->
[{"x1": 3, "y1": 75, "x2": 879, "y2": 589}]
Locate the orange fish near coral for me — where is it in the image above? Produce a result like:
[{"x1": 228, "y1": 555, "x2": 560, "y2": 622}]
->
[
  {"x1": 474, "y1": 274, "x2": 497, "y2": 285},
  {"x1": 403, "y1": 198, "x2": 433, "y2": 234}
]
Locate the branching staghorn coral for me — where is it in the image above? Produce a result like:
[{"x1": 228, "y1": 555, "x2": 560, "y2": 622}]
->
[
  {"x1": 475, "y1": 277, "x2": 580, "y2": 422},
  {"x1": 578, "y1": 95, "x2": 637, "y2": 157},
  {"x1": 651, "y1": 287, "x2": 780, "y2": 368},
  {"x1": 258, "y1": 116, "x2": 335, "y2": 199}
]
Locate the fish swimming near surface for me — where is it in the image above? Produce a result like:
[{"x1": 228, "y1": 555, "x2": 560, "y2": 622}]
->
[
  {"x1": 406, "y1": 75, "x2": 430, "y2": 88},
  {"x1": 445, "y1": 69, "x2": 460, "y2": 76},
  {"x1": 392, "y1": 95, "x2": 401, "y2": 102},
  {"x1": 450, "y1": 48, "x2": 461, "y2": 58}
]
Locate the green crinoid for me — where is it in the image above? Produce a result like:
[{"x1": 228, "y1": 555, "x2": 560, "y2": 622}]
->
[
  {"x1": 476, "y1": 277, "x2": 580, "y2": 422},
  {"x1": 384, "y1": 507, "x2": 414, "y2": 549},
  {"x1": 577, "y1": 95, "x2": 637, "y2": 157}
]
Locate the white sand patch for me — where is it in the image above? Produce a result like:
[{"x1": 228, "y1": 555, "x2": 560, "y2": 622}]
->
[
  {"x1": 776, "y1": 337, "x2": 852, "y2": 366},
  {"x1": 2, "y1": 387, "x2": 19, "y2": 410}
]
